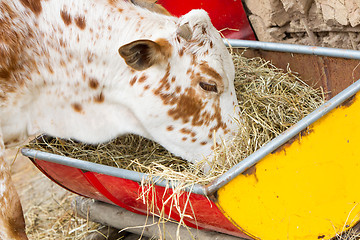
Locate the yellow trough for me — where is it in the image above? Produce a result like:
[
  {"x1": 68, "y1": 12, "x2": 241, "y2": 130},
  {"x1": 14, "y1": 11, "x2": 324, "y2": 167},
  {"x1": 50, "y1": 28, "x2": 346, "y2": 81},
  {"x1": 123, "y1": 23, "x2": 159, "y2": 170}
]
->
[{"x1": 213, "y1": 40, "x2": 360, "y2": 239}]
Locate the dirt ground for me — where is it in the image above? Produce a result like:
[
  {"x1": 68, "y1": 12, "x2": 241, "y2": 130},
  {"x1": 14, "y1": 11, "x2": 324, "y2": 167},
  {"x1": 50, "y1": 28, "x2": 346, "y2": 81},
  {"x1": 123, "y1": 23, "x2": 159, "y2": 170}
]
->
[
  {"x1": 6, "y1": 144, "x2": 117, "y2": 240},
  {"x1": 5, "y1": 147, "x2": 87, "y2": 239}
]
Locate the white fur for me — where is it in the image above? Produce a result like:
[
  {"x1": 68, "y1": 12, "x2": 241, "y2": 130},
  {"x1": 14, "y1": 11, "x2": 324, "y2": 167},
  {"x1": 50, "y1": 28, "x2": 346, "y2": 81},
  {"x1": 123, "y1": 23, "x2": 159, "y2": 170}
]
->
[{"x1": 1, "y1": 0, "x2": 240, "y2": 164}]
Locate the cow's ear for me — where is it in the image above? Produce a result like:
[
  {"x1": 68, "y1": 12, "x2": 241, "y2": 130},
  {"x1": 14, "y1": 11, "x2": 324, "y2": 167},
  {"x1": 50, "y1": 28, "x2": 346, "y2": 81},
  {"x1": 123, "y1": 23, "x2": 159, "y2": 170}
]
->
[{"x1": 118, "y1": 40, "x2": 165, "y2": 71}]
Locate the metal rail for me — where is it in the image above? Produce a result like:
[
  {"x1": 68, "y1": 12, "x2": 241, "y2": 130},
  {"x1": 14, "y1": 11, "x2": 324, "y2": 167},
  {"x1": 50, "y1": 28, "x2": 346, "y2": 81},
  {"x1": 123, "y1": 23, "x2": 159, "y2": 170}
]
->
[
  {"x1": 21, "y1": 148, "x2": 206, "y2": 195},
  {"x1": 224, "y1": 39, "x2": 360, "y2": 60}
]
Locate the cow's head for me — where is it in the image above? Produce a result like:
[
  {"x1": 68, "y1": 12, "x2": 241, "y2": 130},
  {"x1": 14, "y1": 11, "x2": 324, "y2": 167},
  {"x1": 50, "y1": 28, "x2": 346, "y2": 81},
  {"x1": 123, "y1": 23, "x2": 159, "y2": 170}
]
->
[{"x1": 118, "y1": 10, "x2": 239, "y2": 167}]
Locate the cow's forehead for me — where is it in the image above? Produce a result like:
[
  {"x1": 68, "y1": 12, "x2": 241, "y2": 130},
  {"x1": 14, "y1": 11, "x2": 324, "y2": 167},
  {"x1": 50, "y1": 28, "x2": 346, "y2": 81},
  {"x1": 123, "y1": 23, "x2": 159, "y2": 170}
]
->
[
  {"x1": 168, "y1": 35, "x2": 233, "y2": 92},
  {"x1": 170, "y1": 11, "x2": 233, "y2": 82}
]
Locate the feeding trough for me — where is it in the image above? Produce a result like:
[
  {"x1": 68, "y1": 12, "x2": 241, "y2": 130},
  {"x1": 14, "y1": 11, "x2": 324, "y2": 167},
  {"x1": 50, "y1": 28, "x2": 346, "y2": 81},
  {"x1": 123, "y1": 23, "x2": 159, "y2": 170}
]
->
[{"x1": 21, "y1": 39, "x2": 360, "y2": 239}]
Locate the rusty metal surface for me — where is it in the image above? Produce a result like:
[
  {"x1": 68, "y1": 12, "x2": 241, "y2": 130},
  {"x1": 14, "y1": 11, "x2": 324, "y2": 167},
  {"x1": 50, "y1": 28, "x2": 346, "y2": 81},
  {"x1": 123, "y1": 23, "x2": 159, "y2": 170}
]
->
[{"x1": 240, "y1": 49, "x2": 360, "y2": 100}]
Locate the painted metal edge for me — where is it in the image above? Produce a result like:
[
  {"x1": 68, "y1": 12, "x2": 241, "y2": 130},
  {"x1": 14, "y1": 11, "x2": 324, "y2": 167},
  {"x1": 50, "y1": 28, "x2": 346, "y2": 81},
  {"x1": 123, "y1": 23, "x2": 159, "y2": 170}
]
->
[
  {"x1": 224, "y1": 39, "x2": 360, "y2": 60},
  {"x1": 205, "y1": 78, "x2": 360, "y2": 195},
  {"x1": 20, "y1": 148, "x2": 206, "y2": 195}
]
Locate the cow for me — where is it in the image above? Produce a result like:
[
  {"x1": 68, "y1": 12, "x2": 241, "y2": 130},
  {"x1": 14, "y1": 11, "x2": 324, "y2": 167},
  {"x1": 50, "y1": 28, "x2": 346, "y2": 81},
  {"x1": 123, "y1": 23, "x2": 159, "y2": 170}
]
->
[{"x1": 0, "y1": 0, "x2": 240, "y2": 239}]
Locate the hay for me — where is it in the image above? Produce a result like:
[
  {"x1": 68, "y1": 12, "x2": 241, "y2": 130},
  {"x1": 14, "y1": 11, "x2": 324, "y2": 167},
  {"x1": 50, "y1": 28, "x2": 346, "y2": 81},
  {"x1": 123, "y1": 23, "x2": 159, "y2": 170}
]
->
[
  {"x1": 27, "y1": 51, "x2": 325, "y2": 185},
  {"x1": 24, "y1": 193, "x2": 100, "y2": 240},
  {"x1": 207, "y1": 52, "x2": 324, "y2": 176}
]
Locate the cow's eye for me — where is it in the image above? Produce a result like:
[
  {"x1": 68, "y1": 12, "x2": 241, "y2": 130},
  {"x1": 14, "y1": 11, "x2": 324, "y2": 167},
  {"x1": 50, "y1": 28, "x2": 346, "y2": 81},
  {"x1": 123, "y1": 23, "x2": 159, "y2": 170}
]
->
[{"x1": 199, "y1": 81, "x2": 218, "y2": 93}]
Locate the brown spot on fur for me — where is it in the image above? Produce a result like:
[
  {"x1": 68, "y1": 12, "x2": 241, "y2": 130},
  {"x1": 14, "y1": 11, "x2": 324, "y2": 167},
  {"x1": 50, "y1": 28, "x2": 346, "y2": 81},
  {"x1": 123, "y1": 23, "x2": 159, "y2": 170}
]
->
[
  {"x1": 199, "y1": 62, "x2": 221, "y2": 81},
  {"x1": 72, "y1": 103, "x2": 83, "y2": 113},
  {"x1": 144, "y1": 85, "x2": 150, "y2": 90},
  {"x1": 130, "y1": 76, "x2": 137, "y2": 86},
  {"x1": 88, "y1": 78, "x2": 99, "y2": 89},
  {"x1": 192, "y1": 138, "x2": 197, "y2": 142},
  {"x1": 166, "y1": 126, "x2": 174, "y2": 131},
  {"x1": 179, "y1": 48, "x2": 184, "y2": 57},
  {"x1": 138, "y1": 74, "x2": 147, "y2": 83},
  {"x1": 182, "y1": 137, "x2": 187, "y2": 141},
  {"x1": 153, "y1": 64, "x2": 170, "y2": 95},
  {"x1": 107, "y1": 0, "x2": 117, "y2": 6},
  {"x1": 59, "y1": 38, "x2": 66, "y2": 47},
  {"x1": 164, "y1": 82, "x2": 170, "y2": 91},
  {"x1": 75, "y1": 15, "x2": 86, "y2": 30},
  {"x1": 155, "y1": 38, "x2": 173, "y2": 59},
  {"x1": 94, "y1": 92, "x2": 105, "y2": 103},
  {"x1": 200, "y1": 141, "x2": 207, "y2": 145},
  {"x1": 60, "y1": 10, "x2": 72, "y2": 25},
  {"x1": 202, "y1": 26, "x2": 207, "y2": 34},
  {"x1": 47, "y1": 64, "x2": 54, "y2": 74},
  {"x1": 60, "y1": 59, "x2": 66, "y2": 67},
  {"x1": 0, "y1": 68, "x2": 11, "y2": 79},
  {"x1": 20, "y1": 0, "x2": 42, "y2": 15},
  {"x1": 159, "y1": 93, "x2": 177, "y2": 105},
  {"x1": 168, "y1": 88, "x2": 206, "y2": 124},
  {"x1": 191, "y1": 55, "x2": 196, "y2": 65},
  {"x1": 180, "y1": 128, "x2": 192, "y2": 135},
  {"x1": 87, "y1": 53, "x2": 94, "y2": 63}
]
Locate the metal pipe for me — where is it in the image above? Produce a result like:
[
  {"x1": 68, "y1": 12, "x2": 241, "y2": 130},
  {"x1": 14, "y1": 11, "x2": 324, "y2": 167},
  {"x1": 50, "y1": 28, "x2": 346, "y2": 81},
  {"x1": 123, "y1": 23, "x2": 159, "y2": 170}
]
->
[
  {"x1": 224, "y1": 39, "x2": 360, "y2": 60},
  {"x1": 72, "y1": 196, "x2": 247, "y2": 240},
  {"x1": 21, "y1": 148, "x2": 206, "y2": 195},
  {"x1": 205, "y1": 79, "x2": 360, "y2": 195}
]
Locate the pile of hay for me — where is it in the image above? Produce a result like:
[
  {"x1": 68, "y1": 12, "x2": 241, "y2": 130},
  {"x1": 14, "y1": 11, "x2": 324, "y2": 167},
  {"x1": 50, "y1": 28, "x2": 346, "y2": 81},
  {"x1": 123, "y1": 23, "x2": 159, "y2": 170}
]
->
[
  {"x1": 27, "y1": 51, "x2": 325, "y2": 185},
  {"x1": 24, "y1": 193, "x2": 100, "y2": 240}
]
